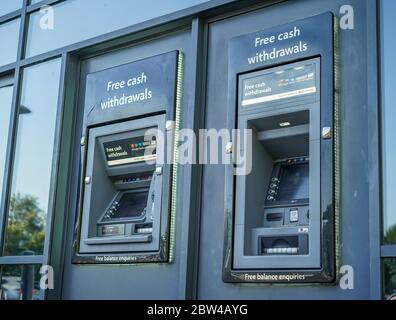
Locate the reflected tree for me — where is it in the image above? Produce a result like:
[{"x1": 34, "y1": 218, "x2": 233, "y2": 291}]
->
[
  {"x1": 384, "y1": 258, "x2": 396, "y2": 299},
  {"x1": 3, "y1": 193, "x2": 45, "y2": 257},
  {"x1": 384, "y1": 224, "x2": 396, "y2": 245},
  {"x1": 384, "y1": 225, "x2": 396, "y2": 299}
]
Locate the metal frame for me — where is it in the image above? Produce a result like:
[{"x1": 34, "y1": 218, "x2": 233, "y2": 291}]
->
[
  {"x1": 378, "y1": 0, "x2": 396, "y2": 299},
  {"x1": 178, "y1": 17, "x2": 207, "y2": 300},
  {"x1": 0, "y1": 0, "x2": 28, "y2": 260},
  {"x1": 0, "y1": 0, "x2": 65, "y2": 270},
  {"x1": 366, "y1": 0, "x2": 382, "y2": 300}
]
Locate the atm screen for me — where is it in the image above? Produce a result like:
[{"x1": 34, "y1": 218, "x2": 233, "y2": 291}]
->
[
  {"x1": 117, "y1": 191, "x2": 148, "y2": 218},
  {"x1": 103, "y1": 191, "x2": 148, "y2": 221},
  {"x1": 103, "y1": 133, "x2": 157, "y2": 167},
  {"x1": 277, "y1": 163, "x2": 309, "y2": 201}
]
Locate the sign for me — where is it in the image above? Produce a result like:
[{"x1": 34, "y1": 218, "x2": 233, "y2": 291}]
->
[
  {"x1": 240, "y1": 61, "x2": 317, "y2": 107},
  {"x1": 228, "y1": 12, "x2": 333, "y2": 73},
  {"x1": 84, "y1": 51, "x2": 178, "y2": 125},
  {"x1": 103, "y1": 134, "x2": 157, "y2": 167}
]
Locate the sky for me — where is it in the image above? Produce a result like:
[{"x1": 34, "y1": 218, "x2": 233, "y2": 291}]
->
[{"x1": 382, "y1": 0, "x2": 396, "y2": 232}]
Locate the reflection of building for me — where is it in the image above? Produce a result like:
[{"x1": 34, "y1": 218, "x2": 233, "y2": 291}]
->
[
  {"x1": 19, "y1": 105, "x2": 31, "y2": 115},
  {"x1": 0, "y1": 0, "x2": 395, "y2": 301}
]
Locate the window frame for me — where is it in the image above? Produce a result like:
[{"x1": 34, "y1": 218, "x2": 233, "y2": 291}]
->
[
  {"x1": 0, "y1": 0, "x2": 66, "y2": 300},
  {"x1": 379, "y1": 0, "x2": 396, "y2": 299},
  {"x1": 379, "y1": 0, "x2": 396, "y2": 256}
]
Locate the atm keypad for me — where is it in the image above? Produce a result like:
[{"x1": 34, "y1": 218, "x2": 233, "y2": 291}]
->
[
  {"x1": 105, "y1": 201, "x2": 120, "y2": 219},
  {"x1": 267, "y1": 177, "x2": 279, "y2": 201}
]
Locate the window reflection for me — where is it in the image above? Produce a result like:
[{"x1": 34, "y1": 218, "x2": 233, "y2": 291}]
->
[
  {"x1": 0, "y1": 0, "x2": 23, "y2": 17},
  {"x1": 0, "y1": 18, "x2": 21, "y2": 67},
  {"x1": 3, "y1": 59, "x2": 61, "y2": 256},
  {"x1": 0, "y1": 85, "x2": 13, "y2": 206},
  {"x1": 382, "y1": 0, "x2": 396, "y2": 244},
  {"x1": 0, "y1": 265, "x2": 41, "y2": 300},
  {"x1": 384, "y1": 259, "x2": 396, "y2": 300},
  {"x1": 25, "y1": 0, "x2": 208, "y2": 58}
]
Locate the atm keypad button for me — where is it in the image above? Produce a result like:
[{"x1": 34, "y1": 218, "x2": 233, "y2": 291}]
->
[{"x1": 289, "y1": 209, "x2": 299, "y2": 222}]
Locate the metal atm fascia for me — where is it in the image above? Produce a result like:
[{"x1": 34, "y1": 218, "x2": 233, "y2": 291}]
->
[
  {"x1": 233, "y1": 58, "x2": 321, "y2": 270},
  {"x1": 78, "y1": 115, "x2": 166, "y2": 255},
  {"x1": 222, "y1": 13, "x2": 336, "y2": 283},
  {"x1": 72, "y1": 51, "x2": 180, "y2": 264}
]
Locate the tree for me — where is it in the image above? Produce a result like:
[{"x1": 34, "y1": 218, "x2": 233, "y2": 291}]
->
[
  {"x1": 384, "y1": 224, "x2": 396, "y2": 245},
  {"x1": 384, "y1": 224, "x2": 396, "y2": 298},
  {"x1": 3, "y1": 193, "x2": 45, "y2": 257}
]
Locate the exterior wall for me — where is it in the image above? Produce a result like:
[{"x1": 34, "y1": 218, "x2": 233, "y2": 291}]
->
[
  {"x1": 198, "y1": 0, "x2": 378, "y2": 299},
  {"x1": 0, "y1": 0, "x2": 384, "y2": 300}
]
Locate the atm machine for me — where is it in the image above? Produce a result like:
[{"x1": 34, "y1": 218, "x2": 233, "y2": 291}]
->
[
  {"x1": 72, "y1": 51, "x2": 181, "y2": 264},
  {"x1": 77, "y1": 116, "x2": 165, "y2": 256},
  {"x1": 234, "y1": 59, "x2": 321, "y2": 270},
  {"x1": 223, "y1": 13, "x2": 337, "y2": 283}
]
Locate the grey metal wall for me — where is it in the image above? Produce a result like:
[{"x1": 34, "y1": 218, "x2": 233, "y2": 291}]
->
[
  {"x1": 61, "y1": 30, "x2": 194, "y2": 300},
  {"x1": 59, "y1": 0, "x2": 380, "y2": 300},
  {"x1": 197, "y1": 0, "x2": 378, "y2": 299}
]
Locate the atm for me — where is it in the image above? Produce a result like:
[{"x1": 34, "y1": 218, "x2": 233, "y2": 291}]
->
[
  {"x1": 78, "y1": 116, "x2": 165, "y2": 255},
  {"x1": 234, "y1": 59, "x2": 321, "y2": 270},
  {"x1": 72, "y1": 51, "x2": 181, "y2": 264},
  {"x1": 223, "y1": 13, "x2": 336, "y2": 283}
]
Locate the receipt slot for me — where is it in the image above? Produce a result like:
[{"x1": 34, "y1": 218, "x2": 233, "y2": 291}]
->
[
  {"x1": 73, "y1": 51, "x2": 181, "y2": 264},
  {"x1": 223, "y1": 14, "x2": 336, "y2": 283}
]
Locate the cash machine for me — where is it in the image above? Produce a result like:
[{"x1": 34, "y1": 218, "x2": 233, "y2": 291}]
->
[
  {"x1": 73, "y1": 51, "x2": 181, "y2": 264},
  {"x1": 223, "y1": 13, "x2": 337, "y2": 283}
]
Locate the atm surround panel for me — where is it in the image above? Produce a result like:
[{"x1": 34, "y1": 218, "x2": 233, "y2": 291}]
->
[
  {"x1": 75, "y1": 114, "x2": 169, "y2": 259},
  {"x1": 233, "y1": 58, "x2": 322, "y2": 270}
]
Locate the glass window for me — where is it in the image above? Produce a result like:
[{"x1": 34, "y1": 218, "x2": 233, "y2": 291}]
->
[
  {"x1": 0, "y1": 18, "x2": 21, "y2": 67},
  {"x1": 0, "y1": 265, "x2": 41, "y2": 300},
  {"x1": 384, "y1": 258, "x2": 396, "y2": 300},
  {"x1": 3, "y1": 59, "x2": 61, "y2": 256},
  {"x1": 29, "y1": 0, "x2": 43, "y2": 5},
  {"x1": 0, "y1": 0, "x2": 23, "y2": 17},
  {"x1": 382, "y1": 0, "x2": 396, "y2": 244},
  {"x1": 0, "y1": 85, "x2": 13, "y2": 205},
  {"x1": 25, "y1": 0, "x2": 208, "y2": 58}
]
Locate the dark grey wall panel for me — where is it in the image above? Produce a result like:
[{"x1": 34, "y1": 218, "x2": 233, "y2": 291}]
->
[
  {"x1": 62, "y1": 30, "x2": 192, "y2": 300},
  {"x1": 198, "y1": 0, "x2": 373, "y2": 299}
]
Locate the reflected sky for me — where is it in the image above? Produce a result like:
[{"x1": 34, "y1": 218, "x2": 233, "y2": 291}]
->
[
  {"x1": 0, "y1": 0, "x2": 23, "y2": 17},
  {"x1": 11, "y1": 59, "x2": 61, "y2": 213},
  {"x1": 0, "y1": 85, "x2": 13, "y2": 205},
  {"x1": 382, "y1": 0, "x2": 396, "y2": 236},
  {"x1": 0, "y1": 18, "x2": 20, "y2": 67},
  {"x1": 4, "y1": 58, "x2": 61, "y2": 256},
  {"x1": 26, "y1": 0, "x2": 209, "y2": 58}
]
